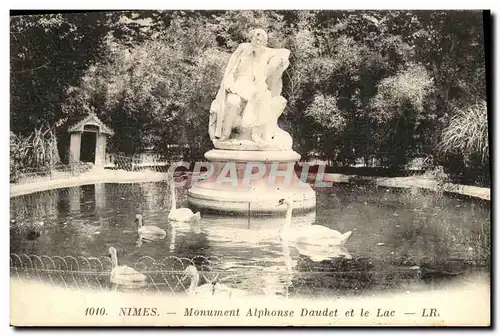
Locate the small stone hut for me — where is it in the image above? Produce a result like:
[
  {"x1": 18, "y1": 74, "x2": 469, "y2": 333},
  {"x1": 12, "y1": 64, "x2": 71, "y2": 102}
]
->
[{"x1": 61, "y1": 113, "x2": 114, "y2": 168}]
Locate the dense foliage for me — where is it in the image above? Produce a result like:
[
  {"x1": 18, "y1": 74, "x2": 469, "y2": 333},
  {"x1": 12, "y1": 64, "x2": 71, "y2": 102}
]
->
[{"x1": 10, "y1": 10, "x2": 489, "y2": 185}]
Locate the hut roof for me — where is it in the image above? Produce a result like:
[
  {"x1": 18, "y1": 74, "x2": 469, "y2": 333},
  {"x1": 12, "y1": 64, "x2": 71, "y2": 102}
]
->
[{"x1": 65, "y1": 112, "x2": 114, "y2": 135}]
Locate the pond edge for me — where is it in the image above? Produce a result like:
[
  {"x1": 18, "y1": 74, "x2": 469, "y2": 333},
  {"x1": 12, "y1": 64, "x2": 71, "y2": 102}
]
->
[{"x1": 9, "y1": 169, "x2": 490, "y2": 201}]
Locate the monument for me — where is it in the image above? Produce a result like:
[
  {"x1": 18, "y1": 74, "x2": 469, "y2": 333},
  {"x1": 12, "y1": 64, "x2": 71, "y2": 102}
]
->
[{"x1": 187, "y1": 28, "x2": 316, "y2": 214}]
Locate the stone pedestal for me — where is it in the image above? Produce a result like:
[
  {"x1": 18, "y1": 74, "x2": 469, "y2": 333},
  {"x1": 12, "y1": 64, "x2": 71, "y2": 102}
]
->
[{"x1": 187, "y1": 149, "x2": 316, "y2": 214}]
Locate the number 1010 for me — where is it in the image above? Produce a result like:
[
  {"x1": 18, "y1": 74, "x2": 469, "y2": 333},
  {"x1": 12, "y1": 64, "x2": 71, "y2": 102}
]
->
[{"x1": 85, "y1": 307, "x2": 107, "y2": 316}]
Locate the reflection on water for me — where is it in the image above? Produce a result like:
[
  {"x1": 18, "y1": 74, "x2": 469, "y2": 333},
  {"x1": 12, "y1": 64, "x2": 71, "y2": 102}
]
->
[{"x1": 10, "y1": 182, "x2": 490, "y2": 297}]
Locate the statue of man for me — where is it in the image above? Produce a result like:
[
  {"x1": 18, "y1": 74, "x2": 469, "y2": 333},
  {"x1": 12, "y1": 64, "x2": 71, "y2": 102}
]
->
[{"x1": 209, "y1": 28, "x2": 290, "y2": 145}]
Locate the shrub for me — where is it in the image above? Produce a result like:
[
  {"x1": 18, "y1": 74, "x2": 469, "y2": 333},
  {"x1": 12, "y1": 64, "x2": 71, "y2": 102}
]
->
[
  {"x1": 440, "y1": 100, "x2": 489, "y2": 162},
  {"x1": 10, "y1": 126, "x2": 60, "y2": 183}
]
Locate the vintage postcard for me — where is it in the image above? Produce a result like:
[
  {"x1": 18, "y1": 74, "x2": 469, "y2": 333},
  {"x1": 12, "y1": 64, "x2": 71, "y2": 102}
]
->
[{"x1": 9, "y1": 9, "x2": 491, "y2": 327}]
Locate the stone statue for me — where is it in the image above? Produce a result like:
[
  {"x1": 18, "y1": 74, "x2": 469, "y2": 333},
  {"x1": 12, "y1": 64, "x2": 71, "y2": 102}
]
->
[
  {"x1": 189, "y1": 29, "x2": 317, "y2": 214},
  {"x1": 208, "y1": 28, "x2": 293, "y2": 150}
]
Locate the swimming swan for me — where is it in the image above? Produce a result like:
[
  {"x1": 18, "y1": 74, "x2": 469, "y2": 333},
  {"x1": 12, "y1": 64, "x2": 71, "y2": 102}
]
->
[
  {"x1": 182, "y1": 265, "x2": 246, "y2": 298},
  {"x1": 135, "y1": 214, "x2": 166, "y2": 237},
  {"x1": 182, "y1": 265, "x2": 218, "y2": 296},
  {"x1": 167, "y1": 184, "x2": 201, "y2": 223},
  {"x1": 108, "y1": 246, "x2": 147, "y2": 285},
  {"x1": 278, "y1": 198, "x2": 352, "y2": 246}
]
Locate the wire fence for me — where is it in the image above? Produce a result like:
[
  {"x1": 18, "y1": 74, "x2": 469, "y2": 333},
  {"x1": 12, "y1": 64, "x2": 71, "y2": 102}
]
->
[
  {"x1": 10, "y1": 152, "x2": 188, "y2": 185},
  {"x1": 10, "y1": 253, "x2": 221, "y2": 295},
  {"x1": 10, "y1": 252, "x2": 430, "y2": 299},
  {"x1": 11, "y1": 161, "x2": 95, "y2": 185},
  {"x1": 104, "y1": 153, "x2": 179, "y2": 171}
]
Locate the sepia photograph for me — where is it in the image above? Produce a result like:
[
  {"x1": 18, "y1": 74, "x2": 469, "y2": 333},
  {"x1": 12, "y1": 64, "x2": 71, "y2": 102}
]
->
[{"x1": 8, "y1": 8, "x2": 491, "y2": 327}]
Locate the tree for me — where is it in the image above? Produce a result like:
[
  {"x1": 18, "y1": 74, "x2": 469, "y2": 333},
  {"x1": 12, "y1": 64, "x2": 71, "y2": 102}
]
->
[
  {"x1": 10, "y1": 12, "x2": 111, "y2": 135},
  {"x1": 13, "y1": 10, "x2": 486, "y2": 181},
  {"x1": 62, "y1": 12, "x2": 228, "y2": 158}
]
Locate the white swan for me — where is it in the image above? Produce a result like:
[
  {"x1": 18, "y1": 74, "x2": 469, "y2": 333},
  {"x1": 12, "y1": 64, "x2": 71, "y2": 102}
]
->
[
  {"x1": 135, "y1": 214, "x2": 166, "y2": 247},
  {"x1": 108, "y1": 247, "x2": 147, "y2": 286},
  {"x1": 182, "y1": 265, "x2": 218, "y2": 296},
  {"x1": 278, "y1": 198, "x2": 352, "y2": 246},
  {"x1": 135, "y1": 214, "x2": 166, "y2": 237},
  {"x1": 167, "y1": 184, "x2": 201, "y2": 223},
  {"x1": 182, "y1": 265, "x2": 246, "y2": 298}
]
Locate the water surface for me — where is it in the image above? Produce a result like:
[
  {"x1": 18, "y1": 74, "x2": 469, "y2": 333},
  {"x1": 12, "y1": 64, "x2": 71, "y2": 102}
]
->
[{"x1": 10, "y1": 182, "x2": 490, "y2": 297}]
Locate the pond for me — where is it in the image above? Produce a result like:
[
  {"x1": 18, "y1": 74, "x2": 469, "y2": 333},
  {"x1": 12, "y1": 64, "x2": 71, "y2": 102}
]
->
[{"x1": 9, "y1": 181, "x2": 490, "y2": 298}]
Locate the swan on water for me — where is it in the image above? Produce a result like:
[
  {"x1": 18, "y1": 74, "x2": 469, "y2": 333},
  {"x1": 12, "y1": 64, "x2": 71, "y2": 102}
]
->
[
  {"x1": 278, "y1": 198, "x2": 352, "y2": 246},
  {"x1": 134, "y1": 214, "x2": 166, "y2": 246},
  {"x1": 182, "y1": 265, "x2": 246, "y2": 298},
  {"x1": 135, "y1": 214, "x2": 166, "y2": 237},
  {"x1": 108, "y1": 246, "x2": 147, "y2": 286},
  {"x1": 168, "y1": 183, "x2": 201, "y2": 223}
]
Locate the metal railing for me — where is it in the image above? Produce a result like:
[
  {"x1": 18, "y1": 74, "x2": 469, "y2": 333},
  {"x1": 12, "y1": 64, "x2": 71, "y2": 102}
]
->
[
  {"x1": 10, "y1": 253, "x2": 425, "y2": 298},
  {"x1": 10, "y1": 253, "x2": 220, "y2": 294}
]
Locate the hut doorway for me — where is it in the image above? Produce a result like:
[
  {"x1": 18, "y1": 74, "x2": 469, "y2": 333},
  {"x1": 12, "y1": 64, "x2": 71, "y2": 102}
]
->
[{"x1": 80, "y1": 130, "x2": 97, "y2": 163}]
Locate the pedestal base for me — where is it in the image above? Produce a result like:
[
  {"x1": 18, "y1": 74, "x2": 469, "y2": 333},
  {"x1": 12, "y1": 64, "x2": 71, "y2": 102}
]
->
[{"x1": 187, "y1": 149, "x2": 316, "y2": 214}]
